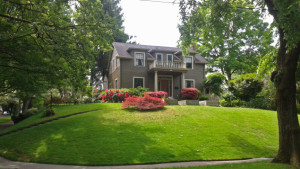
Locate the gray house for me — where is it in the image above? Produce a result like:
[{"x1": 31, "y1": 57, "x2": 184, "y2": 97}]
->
[{"x1": 108, "y1": 42, "x2": 208, "y2": 98}]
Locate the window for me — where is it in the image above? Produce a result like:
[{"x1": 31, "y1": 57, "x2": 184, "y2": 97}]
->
[
  {"x1": 167, "y1": 54, "x2": 173, "y2": 63},
  {"x1": 185, "y1": 79, "x2": 195, "y2": 88},
  {"x1": 115, "y1": 79, "x2": 118, "y2": 89},
  {"x1": 184, "y1": 56, "x2": 193, "y2": 69},
  {"x1": 135, "y1": 52, "x2": 145, "y2": 66},
  {"x1": 133, "y1": 77, "x2": 144, "y2": 88},
  {"x1": 156, "y1": 53, "x2": 163, "y2": 65}
]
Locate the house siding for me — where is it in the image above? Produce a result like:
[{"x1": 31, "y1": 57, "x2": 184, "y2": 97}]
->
[{"x1": 185, "y1": 63, "x2": 205, "y2": 92}]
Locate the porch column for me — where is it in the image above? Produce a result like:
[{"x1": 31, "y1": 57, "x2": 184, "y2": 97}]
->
[
  {"x1": 154, "y1": 71, "x2": 158, "y2": 92},
  {"x1": 181, "y1": 72, "x2": 185, "y2": 89}
]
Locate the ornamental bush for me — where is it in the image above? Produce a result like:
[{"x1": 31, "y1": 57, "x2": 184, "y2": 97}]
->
[
  {"x1": 122, "y1": 95, "x2": 166, "y2": 111},
  {"x1": 145, "y1": 91, "x2": 168, "y2": 99},
  {"x1": 99, "y1": 89, "x2": 130, "y2": 103},
  {"x1": 181, "y1": 88, "x2": 199, "y2": 100}
]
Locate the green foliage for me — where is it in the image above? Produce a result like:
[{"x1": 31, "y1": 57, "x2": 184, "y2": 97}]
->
[
  {"x1": 198, "y1": 92, "x2": 208, "y2": 101},
  {"x1": 127, "y1": 87, "x2": 149, "y2": 97},
  {"x1": 83, "y1": 98, "x2": 93, "y2": 104},
  {"x1": 179, "y1": 0, "x2": 274, "y2": 81},
  {"x1": 228, "y1": 74, "x2": 263, "y2": 101},
  {"x1": 220, "y1": 99, "x2": 244, "y2": 107},
  {"x1": 44, "y1": 109, "x2": 55, "y2": 117},
  {"x1": 203, "y1": 73, "x2": 225, "y2": 95},
  {"x1": 0, "y1": 96, "x2": 18, "y2": 115}
]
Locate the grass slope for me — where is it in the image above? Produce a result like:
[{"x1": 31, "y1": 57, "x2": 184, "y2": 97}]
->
[
  {"x1": 0, "y1": 103, "x2": 114, "y2": 135},
  {"x1": 167, "y1": 160, "x2": 299, "y2": 169},
  {"x1": 0, "y1": 117, "x2": 11, "y2": 124},
  {"x1": 0, "y1": 104, "x2": 289, "y2": 165}
]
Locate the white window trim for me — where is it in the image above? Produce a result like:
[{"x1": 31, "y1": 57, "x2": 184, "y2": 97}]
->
[
  {"x1": 167, "y1": 54, "x2": 173, "y2": 63},
  {"x1": 185, "y1": 79, "x2": 195, "y2": 88},
  {"x1": 185, "y1": 56, "x2": 193, "y2": 69},
  {"x1": 156, "y1": 53, "x2": 163, "y2": 63},
  {"x1": 133, "y1": 77, "x2": 145, "y2": 88},
  {"x1": 134, "y1": 52, "x2": 145, "y2": 67},
  {"x1": 115, "y1": 78, "x2": 118, "y2": 89}
]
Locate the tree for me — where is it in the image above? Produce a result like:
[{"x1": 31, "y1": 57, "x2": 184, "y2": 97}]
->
[
  {"x1": 179, "y1": 0, "x2": 274, "y2": 81},
  {"x1": 90, "y1": 0, "x2": 129, "y2": 87},
  {"x1": 179, "y1": 0, "x2": 300, "y2": 167},
  {"x1": 0, "y1": 0, "x2": 117, "y2": 111}
]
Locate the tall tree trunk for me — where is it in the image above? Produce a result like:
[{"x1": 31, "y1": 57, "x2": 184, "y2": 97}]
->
[
  {"x1": 21, "y1": 98, "x2": 30, "y2": 113},
  {"x1": 271, "y1": 28, "x2": 300, "y2": 167},
  {"x1": 265, "y1": 0, "x2": 300, "y2": 166}
]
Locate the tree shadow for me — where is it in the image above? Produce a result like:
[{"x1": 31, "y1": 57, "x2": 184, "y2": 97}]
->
[{"x1": 226, "y1": 133, "x2": 276, "y2": 157}]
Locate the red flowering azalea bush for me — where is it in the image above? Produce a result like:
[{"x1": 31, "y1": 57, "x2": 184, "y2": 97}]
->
[
  {"x1": 122, "y1": 95, "x2": 167, "y2": 111},
  {"x1": 181, "y1": 88, "x2": 199, "y2": 100},
  {"x1": 145, "y1": 91, "x2": 168, "y2": 99},
  {"x1": 99, "y1": 89, "x2": 131, "y2": 103}
]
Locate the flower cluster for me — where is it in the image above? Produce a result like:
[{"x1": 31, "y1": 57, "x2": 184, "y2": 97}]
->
[
  {"x1": 99, "y1": 89, "x2": 130, "y2": 103},
  {"x1": 181, "y1": 88, "x2": 199, "y2": 100},
  {"x1": 122, "y1": 95, "x2": 167, "y2": 110},
  {"x1": 145, "y1": 91, "x2": 168, "y2": 99}
]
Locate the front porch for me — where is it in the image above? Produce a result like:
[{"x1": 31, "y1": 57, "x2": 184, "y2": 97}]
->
[{"x1": 149, "y1": 71, "x2": 187, "y2": 98}]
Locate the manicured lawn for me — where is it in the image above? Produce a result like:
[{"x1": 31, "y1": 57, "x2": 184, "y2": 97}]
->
[
  {"x1": 167, "y1": 160, "x2": 299, "y2": 169},
  {"x1": 0, "y1": 103, "x2": 115, "y2": 135},
  {"x1": 0, "y1": 104, "x2": 284, "y2": 165},
  {"x1": 0, "y1": 117, "x2": 11, "y2": 124}
]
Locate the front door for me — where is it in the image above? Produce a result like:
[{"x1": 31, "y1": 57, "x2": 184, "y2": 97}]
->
[{"x1": 159, "y1": 78, "x2": 172, "y2": 97}]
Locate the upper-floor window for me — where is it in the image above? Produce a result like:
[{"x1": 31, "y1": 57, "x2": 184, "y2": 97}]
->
[
  {"x1": 184, "y1": 56, "x2": 193, "y2": 69},
  {"x1": 167, "y1": 54, "x2": 173, "y2": 63},
  {"x1": 134, "y1": 52, "x2": 145, "y2": 67},
  {"x1": 156, "y1": 53, "x2": 163, "y2": 65}
]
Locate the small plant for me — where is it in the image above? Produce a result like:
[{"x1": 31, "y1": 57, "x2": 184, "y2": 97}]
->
[
  {"x1": 73, "y1": 99, "x2": 79, "y2": 105},
  {"x1": 44, "y1": 108, "x2": 55, "y2": 117},
  {"x1": 181, "y1": 88, "x2": 199, "y2": 100},
  {"x1": 122, "y1": 95, "x2": 166, "y2": 111}
]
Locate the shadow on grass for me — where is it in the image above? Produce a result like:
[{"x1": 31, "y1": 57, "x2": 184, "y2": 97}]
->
[
  {"x1": 0, "y1": 110, "x2": 174, "y2": 165},
  {"x1": 226, "y1": 133, "x2": 275, "y2": 157},
  {"x1": 122, "y1": 107, "x2": 167, "y2": 113}
]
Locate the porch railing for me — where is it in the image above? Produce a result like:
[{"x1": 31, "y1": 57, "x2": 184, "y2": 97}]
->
[{"x1": 149, "y1": 60, "x2": 186, "y2": 70}]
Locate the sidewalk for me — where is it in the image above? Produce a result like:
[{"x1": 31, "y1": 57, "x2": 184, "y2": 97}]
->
[{"x1": 0, "y1": 157, "x2": 271, "y2": 169}]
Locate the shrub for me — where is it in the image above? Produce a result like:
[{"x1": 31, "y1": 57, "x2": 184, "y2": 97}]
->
[
  {"x1": 145, "y1": 91, "x2": 168, "y2": 99},
  {"x1": 228, "y1": 73, "x2": 263, "y2": 101},
  {"x1": 247, "y1": 97, "x2": 273, "y2": 110},
  {"x1": 100, "y1": 89, "x2": 131, "y2": 103},
  {"x1": 73, "y1": 99, "x2": 79, "y2": 105},
  {"x1": 83, "y1": 98, "x2": 93, "y2": 104},
  {"x1": 122, "y1": 95, "x2": 166, "y2": 111},
  {"x1": 25, "y1": 107, "x2": 38, "y2": 115},
  {"x1": 220, "y1": 99, "x2": 232, "y2": 107},
  {"x1": 181, "y1": 88, "x2": 199, "y2": 100},
  {"x1": 44, "y1": 108, "x2": 55, "y2": 117},
  {"x1": 203, "y1": 73, "x2": 226, "y2": 95},
  {"x1": 198, "y1": 92, "x2": 208, "y2": 101}
]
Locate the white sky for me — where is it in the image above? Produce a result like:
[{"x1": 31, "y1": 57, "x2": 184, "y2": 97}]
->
[
  {"x1": 120, "y1": 0, "x2": 274, "y2": 48},
  {"x1": 120, "y1": 0, "x2": 180, "y2": 47}
]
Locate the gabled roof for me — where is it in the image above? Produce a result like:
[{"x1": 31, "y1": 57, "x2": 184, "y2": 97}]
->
[{"x1": 112, "y1": 42, "x2": 208, "y2": 64}]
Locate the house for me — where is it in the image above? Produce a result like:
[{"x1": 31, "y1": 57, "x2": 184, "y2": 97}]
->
[{"x1": 108, "y1": 42, "x2": 208, "y2": 98}]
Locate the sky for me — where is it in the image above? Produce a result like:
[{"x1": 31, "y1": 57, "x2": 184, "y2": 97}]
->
[{"x1": 120, "y1": 0, "x2": 180, "y2": 47}]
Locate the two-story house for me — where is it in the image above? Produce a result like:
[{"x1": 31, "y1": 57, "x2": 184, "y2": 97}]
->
[{"x1": 108, "y1": 42, "x2": 208, "y2": 98}]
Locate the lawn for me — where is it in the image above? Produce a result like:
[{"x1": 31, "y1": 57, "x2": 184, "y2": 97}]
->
[
  {"x1": 167, "y1": 160, "x2": 299, "y2": 169},
  {"x1": 0, "y1": 117, "x2": 11, "y2": 124},
  {"x1": 0, "y1": 104, "x2": 284, "y2": 165},
  {"x1": 0, "y1": 103, "x2": 116, "y2": 135}
]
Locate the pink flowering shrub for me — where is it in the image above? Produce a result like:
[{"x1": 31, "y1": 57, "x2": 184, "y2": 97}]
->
[
  {"x1": 181, "y1": 88, "x2": 199, "y2": 100},
  {"x1": 99, "y1": 89, "x2": 130, "y2": 103},
  {"x1": 145, "y1": 91, "x2": 168, "y2": 99},
  {"x1": 122, "y1": 95, "x2": 167, "y2": 111}
]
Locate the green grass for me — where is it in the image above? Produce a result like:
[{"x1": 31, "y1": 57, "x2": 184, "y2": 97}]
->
[
  {"x1": 0, "y1": 103, "x2": 115, "y2": 135},
  {"x1": 167, "y1": 160, "x2": 299, "y2": 169},
  {"x1": 0, "y1": 104, "x2": 285, "y2": 165},
  {"x1": 0, "y1": 117, "x2": 11, "y2": 124}
]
